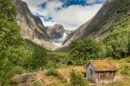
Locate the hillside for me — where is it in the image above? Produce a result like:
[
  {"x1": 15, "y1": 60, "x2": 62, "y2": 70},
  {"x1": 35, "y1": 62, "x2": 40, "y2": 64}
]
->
[
  {"x1": 14, "y1": 0, "x2": 58, "y2": 50},
  {"x1": 64, "y1": 0, "x2": 130, "y2": 47},
  {"x1": 14, "y1": 0, "x2": 70, "y2": 51},
  {"x1": 11, "y1": 56, "x2": 130, "y2": 86},
  {"x1": 13, "y1": 0, "x2": 130, "y2": 51}
]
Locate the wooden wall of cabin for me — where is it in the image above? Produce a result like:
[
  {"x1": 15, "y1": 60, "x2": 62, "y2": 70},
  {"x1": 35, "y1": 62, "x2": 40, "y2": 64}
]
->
[{"x1": 96, "y1": 71, "x2": 116, "y2": 83}]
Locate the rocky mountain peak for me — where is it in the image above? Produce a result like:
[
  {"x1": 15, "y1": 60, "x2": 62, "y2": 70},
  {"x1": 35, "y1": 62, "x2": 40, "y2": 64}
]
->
[{"x1": 47, "y1": 24, "x2": 66, "y2": 39}]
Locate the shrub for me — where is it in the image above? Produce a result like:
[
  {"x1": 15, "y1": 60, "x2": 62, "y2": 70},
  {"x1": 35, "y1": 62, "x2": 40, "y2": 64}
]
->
[
  {"x1": 46, "y1": 69, "x2": 59, "y2": 77},
  {"x1": 70, "y1": 71, "x2": 88, "y2": 86},
  {"x1": 46, "y1": 52, "x2": 68, "y2": 69}
]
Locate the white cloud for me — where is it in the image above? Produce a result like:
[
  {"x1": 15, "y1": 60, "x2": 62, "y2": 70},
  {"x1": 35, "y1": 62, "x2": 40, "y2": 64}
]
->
[
  {"x1": 22, "y1": 0, "x2": 44, "y2": 6},
  {"x1": 46, "y1": 1, "x2": 62, "y2": 8},
  {"x1": 23, "y1": 0, "x2": 103, "y2": 31},
  {"x1": 52, "y1": 4, "x2": 102, "y2": 30},
  {"x1": 86, "y1": 0, "x2": 96, "y2": 4},
  {"x1": 40, "y1": 17, "x2": 56, "y2": 26}
]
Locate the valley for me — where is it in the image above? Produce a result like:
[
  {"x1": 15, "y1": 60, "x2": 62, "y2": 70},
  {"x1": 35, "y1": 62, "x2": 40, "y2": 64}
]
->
[{"x1": 0, "y1": 0, "x2": 130, "y2": 86}]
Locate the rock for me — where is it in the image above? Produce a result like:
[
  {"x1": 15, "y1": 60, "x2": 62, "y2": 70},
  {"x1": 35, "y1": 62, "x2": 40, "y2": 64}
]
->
[
  {"x1": 47, "y1": 24, "x2": 65, "y2": 39},
  {"x1": 20, "y1": 73, "x2": 36, "y2": 83},
  {"x1": 14, "y1": 0, "x2": 49, "y2": 40},
  {"x1": 11, "y1": 73, "x2": 37, "y2": 86},
  {"x1": 11, "y1": 74, "x2": 21, "y2": 84}
]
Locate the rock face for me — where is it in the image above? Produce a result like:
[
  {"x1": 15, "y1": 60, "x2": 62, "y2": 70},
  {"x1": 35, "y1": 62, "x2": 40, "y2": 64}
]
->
[
  {"x1": 14, "y1": 0, "x2": 48, "y2": 40},
  {"x1": 47, "y1": 24, "x2": 65, "y2": 39},
  {"x1": 63, "y1": 0, "x2": 118, "y2": 45},
  {"x1": 14, "y1": 0, "x2": 59, "y2": 50},
  {"x1": 14, "y1": 0, "x2": 70, "y2": 51}
]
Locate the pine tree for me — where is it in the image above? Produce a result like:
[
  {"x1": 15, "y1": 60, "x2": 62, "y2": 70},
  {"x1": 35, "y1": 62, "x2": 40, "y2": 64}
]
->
[{"x1": 0, "y1": 0, "x2": 27, "y2": 85}]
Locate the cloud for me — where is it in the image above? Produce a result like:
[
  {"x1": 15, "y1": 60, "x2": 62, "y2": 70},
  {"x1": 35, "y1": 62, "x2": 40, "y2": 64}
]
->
[
  {"x1": 86, "y1": 0, "x2": 96, "y2": 4},
  {"x1": 52, "y1": 4, "x2": 102, "y2": 30},
  {"x1": 22, "y1": 0, "x2": 44, "y2": 6},
  {"x1": 23, "y1": 0, "x2": 104, "y2": 30}
]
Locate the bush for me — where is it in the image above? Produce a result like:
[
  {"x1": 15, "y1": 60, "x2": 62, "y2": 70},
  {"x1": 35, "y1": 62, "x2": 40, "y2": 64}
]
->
[
  {"x1": 46, "y1": 69, "x2": 59, "y2": 77},
  {"x1": 46, "y1": 52, "x2": 68, "y2": 69},
  {"x1": 70, "y1": 71, "x2": 88, "y2": 86}
]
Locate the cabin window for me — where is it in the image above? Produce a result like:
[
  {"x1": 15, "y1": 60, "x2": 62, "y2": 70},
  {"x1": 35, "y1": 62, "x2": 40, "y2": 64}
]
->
[{"x1": 90, "y1": 69, "x2": 93, "y2": 75}]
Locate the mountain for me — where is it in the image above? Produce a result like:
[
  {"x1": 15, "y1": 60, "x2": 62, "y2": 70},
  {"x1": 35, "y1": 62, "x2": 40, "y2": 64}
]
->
[
  {"x1": 14, "y1": 0, "x2": 49, "y2": 39},
  {"x1": 14, "y1": 0, "x2": 130, "y2": 51},
  {"x1": 47, "y1": 24, "x2": 66, "y2": 40},
  {"x1": 63, "y1": 0, "x2": 121, "y2": 45},
  {"x1": 14, "y1": 0, "x2": 67, "y2": 51}
]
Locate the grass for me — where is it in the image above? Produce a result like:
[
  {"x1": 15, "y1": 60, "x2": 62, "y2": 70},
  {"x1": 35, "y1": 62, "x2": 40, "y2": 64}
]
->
[
  {"x1": 115, "y1": 57, "x2": 130, "y2": 78},
  {"x1": 98, "y1": 81, "x2": 130, "y2": 86},
  {"x1": 54, "y1": 57, "x2": 130, "y2": 86},
  {"x1": 47, "y1": 83, "x2": 66, "y2": 86},
  {"x1": 101, "y1": 57, "x2": 130, "y2": 86},
  {"x1": 12, "y1": 56, "x2": 130, "y2": 86}
]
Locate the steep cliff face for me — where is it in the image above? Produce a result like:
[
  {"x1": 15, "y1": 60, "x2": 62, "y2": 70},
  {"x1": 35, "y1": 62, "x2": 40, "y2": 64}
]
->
[
  {"x1": 14, "y1": 0, "x2": 60, "y2": 50},
  {"x1": 14, "y1": 0, "x2": 48, "y2": 39},
  {"x1": 63, "y1": 0, "x2": 119, "y2": 45}
]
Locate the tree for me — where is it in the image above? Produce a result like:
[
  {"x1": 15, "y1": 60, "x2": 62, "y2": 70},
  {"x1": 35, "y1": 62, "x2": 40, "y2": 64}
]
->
[
  {"x1": 69, "y1": 37, "x2": 105, "y2": 65},
  {"x1": 0, "y1": 0, "x2": 30, "y2": 85},
  {"x1": 103, "y1": 13, "x2": 130, "y2": 58},
  {"x1": 103, "y1": 31, "x2": 129, "y2": 58},
  {"x1": 0, "y1": 0, "x2": 16, "y2": 20},
  {"x1": 31, "y1": 46, "x2": 47, "y2": 70}
]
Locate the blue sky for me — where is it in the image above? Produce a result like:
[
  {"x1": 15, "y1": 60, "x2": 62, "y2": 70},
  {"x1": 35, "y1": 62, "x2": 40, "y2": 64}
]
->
[
  {"x1": 39, "y1": 0, "x2": 105, "y2": 7},
  {"x1": 23, "y1": 0, "x2": 106, "y2": 30}
]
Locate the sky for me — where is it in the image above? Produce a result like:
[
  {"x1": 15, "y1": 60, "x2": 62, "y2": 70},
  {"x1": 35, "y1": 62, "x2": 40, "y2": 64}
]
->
[{"x1": 23, "y1": 0, "x2": 106, "y2": 31}]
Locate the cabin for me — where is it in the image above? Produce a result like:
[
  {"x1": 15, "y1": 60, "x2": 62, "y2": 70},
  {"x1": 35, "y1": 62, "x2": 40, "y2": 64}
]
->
[{"x1": 86, "y1": 60, "x2": 118, "y2": 83}]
